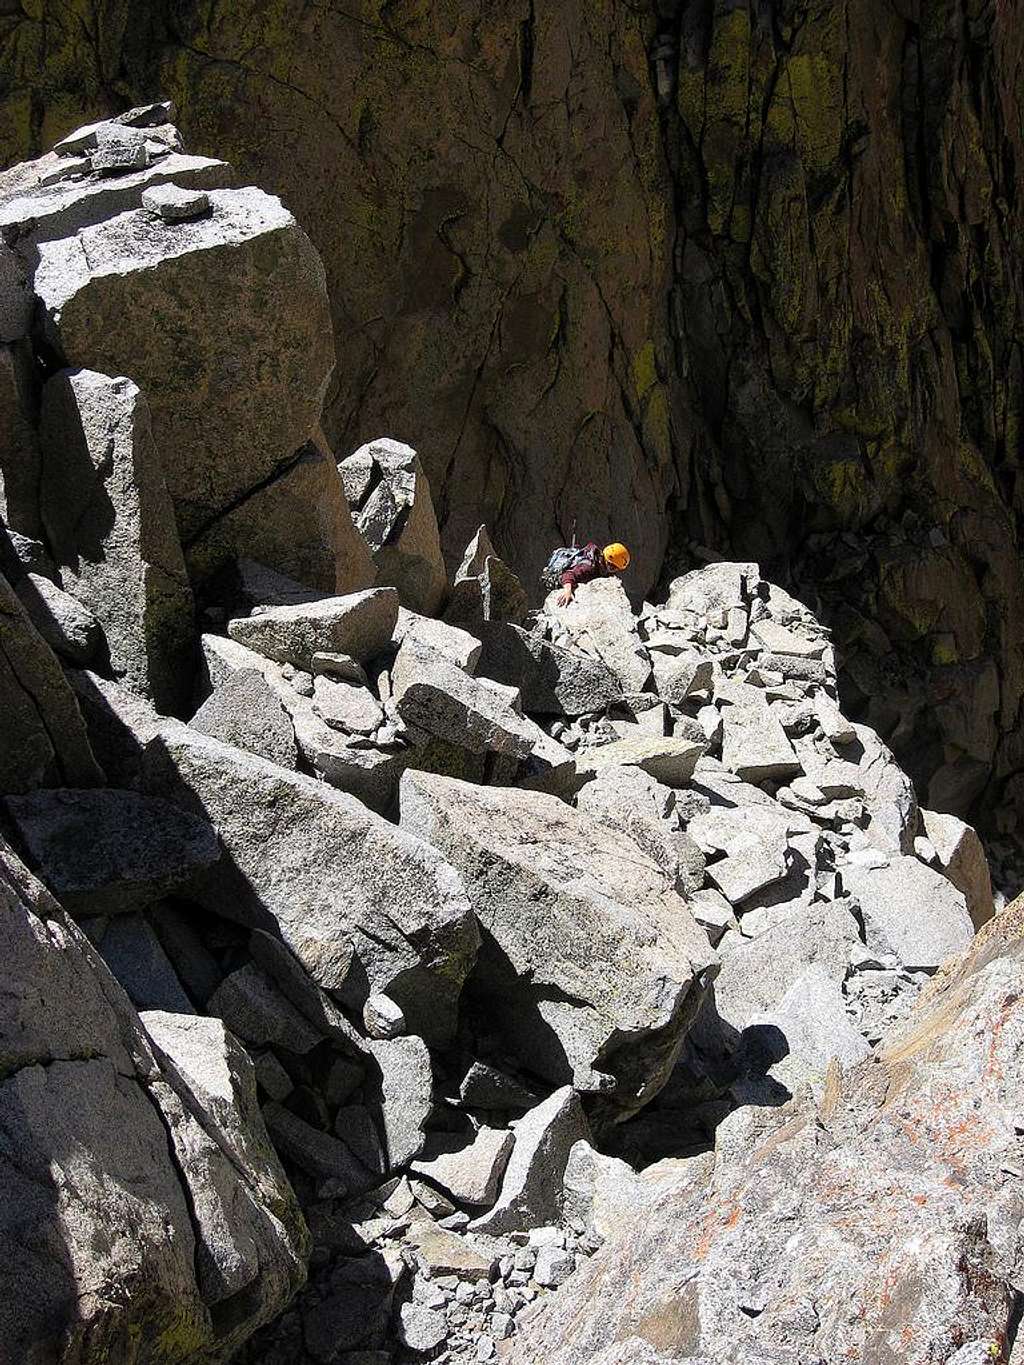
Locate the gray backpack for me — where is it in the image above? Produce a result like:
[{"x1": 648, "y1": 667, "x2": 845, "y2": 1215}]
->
[{"x1": 540, "y1": 545, "x2": 591, "y2": 590}]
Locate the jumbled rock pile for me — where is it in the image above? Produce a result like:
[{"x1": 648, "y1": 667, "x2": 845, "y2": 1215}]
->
[{"x1": 0, "y1": 111, "x2": 1007, "y2": 1365}]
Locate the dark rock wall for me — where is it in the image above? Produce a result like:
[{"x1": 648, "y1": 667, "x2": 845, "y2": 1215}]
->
[{"x1": 1, "y1": 0, "x2": 1023, "y2": 825}]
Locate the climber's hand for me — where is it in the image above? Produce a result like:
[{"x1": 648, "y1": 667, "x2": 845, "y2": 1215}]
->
[{"x1": 556, "y1": 585, "x2": 573, "y2": 607}]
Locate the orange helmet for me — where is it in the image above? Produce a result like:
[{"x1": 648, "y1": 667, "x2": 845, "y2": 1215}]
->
[{"x1": 603, "y1": 542, "x2": 630, "y2": 571}]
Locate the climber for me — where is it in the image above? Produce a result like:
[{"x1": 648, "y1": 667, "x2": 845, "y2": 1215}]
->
[{"x1": 548, "y1": 542, "x2": 630, "y2": 606}]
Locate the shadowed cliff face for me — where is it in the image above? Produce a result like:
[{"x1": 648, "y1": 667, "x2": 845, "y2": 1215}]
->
[{"x1": 1, "y1": 0, "x2": 1023, "y2": 826}]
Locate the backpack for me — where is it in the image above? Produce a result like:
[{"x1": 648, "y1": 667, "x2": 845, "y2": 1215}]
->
[{"x1": 540, "y1": 545, "x2": 592, "y2": 590}]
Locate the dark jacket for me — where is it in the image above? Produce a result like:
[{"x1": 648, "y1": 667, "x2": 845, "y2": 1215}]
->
[{"x1": 560, "y1": 543, "x2": 610, "y2": 589}]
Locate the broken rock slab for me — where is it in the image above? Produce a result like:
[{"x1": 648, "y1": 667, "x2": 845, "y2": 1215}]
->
[
  {"x1": 470, "y1": 1087, "x2": 589, "y2": 1236},
  {"x1": 141, "y1": 727, "x2": 478, "y2": 1046},
  {"x1": 393, "y1": 637, "x2": 572, "y2": 778},
  {"x1": 30, "y1": 185, "x2": 369, "y2": 591},
  {"x1": 141, "y1": 1010, "x2": 309, "y2": 1335},
  {"x1": 341, "y1": 437, "x2": 447, "y2": 616},
  {"x1": 189, "y1": 667, "x2": 299, "y2": 768},
  {"x1": 366, "y1": 1035, "x2": 434, "y2": 1169},
  {"x1": 228, "y1": 587, "x2": 398, "y2": 670},
  {"x1": 4, "y1": 787, "x2": 220, "y2": 917},
  {"x1": 712, "y1": 898, "x2": 863, "y2": 1034},
  {"x1": 91, "y1": 913, "x2": 194, "y2": 1014},
  {"x1": 0, "y1": 569, "x2": 103, "y2": 795},
  {"x1": 921, "y1": 808, "x2": 994, "y2": 930},
  {"x1": 411, "y1": 1127, "x2": 515, "y2": 1207},
  {"x1": 841, "y1": 855, "x2": 975, "y2": 972},
  {"x1": 717, "y1": 680, "x2": 801, "y2": 783},
  {"x1": 142, "y1": 181, "x2": 211, "y2": 221},
  {"x1": 575, "y1": 735, "x2": 705, "y2": 788},
  {"x1": 14, "y1": 571, "x2": 102, "y2": 664},
  {"x1": 0, "y1": 837, "x2": 303, "y2": 1362},
  {"x1": 476, "y1": 620, "x2": 624, "y2": 717},
  {"x1": 444, "y1": 524, "x2": 529, "y2": 628},
  {"x1": 550, "y1": 577, "x2": 652, "y2": 693},
  {"x1": 400, "y1": 771, "x2": 717, "y2": 1116},
  {"x1": 38, "y1": 367, "x2": 195, "y2": 711},
  {"x1": 394, "y1": 606, "x2": 481, "y2": 673}
]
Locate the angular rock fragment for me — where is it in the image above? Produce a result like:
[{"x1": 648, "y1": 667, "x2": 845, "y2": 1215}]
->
[
  {"x1": 53, "y1": 102, "x2": 177, "y2": 155},
  {"x1": 363, "y1": 993, "x2": 406, "y2": 1039},
  {"x1": 65, "y1": 667, "x2": 166, "y2": 787},
  {"x1": 0, "y1": 570, "x2": 103, "y2": 794},
  {"x1": 263, "y1": 1102, "x2": 372, "y2": 1189},
  {"x1": 397, "y1": 1301, "x2": 448, "y2": 1352},
  {"x1": 470, "y1": 1087, "x2": 589, "y2": 1235},
  {"x1": 38, "y1": 368, "x2": 195, "y2": 710},
  {"x1": 366, "y1": 1035, "x2": 434, "y2": 1168},
  {"x1": 404, "y1": 1220, "x2": 499, "y2": 1279},
  {"x1": 30, "y1": 185, "x2": 372, "y2": 590},
  {"x1": 713, "y1": 899, "x2": 862, "y2": 1031},
  {"x1": 150, "y1": 902, "x2": 223, "y2": 1008},
  {"x1": 341, "y1": 437, "x2": 447, "y2": 615},
  {"x1": 142, "y1": 181, "x2": 211, "y2": 220},
  {"x1": 478, "y1": 620, "x2": 623, "y2": 715},
  {"x1": 444, "y1": 524, "x2": 529, "y2": 628},
  {"x1": 411, "y1": 1127, "x2": 515, "y2": 1207},
  {"x1": 91, "y1": 125, "x2": 150, "y2": 173},
  {"x1": 313, "y1": 675, "x2": 385, "y2": 734},
  {"x1": 921, "y1": 808, "x2": 993, "y2": 930},
  {"x1": 248, "y1": 928, "x2": 356, "y2": 1046},
  {"x1": 648, "y1": 648, "x2": 714, "y2": 704},
  {"x1": 14, "y1": 575, "x2": 101, "y2": 669},
  {"x1": 208, "y1": 964, "x2": 322, "y2": 1054},
  {"x1": 189, "y1": 667, "x2": 299, "y2": 767},
  {"x1": 841, "y1": 855, "x2": 974, "y2": 971},
  {"x1": 575, "y1": 735, "x2": 705, "y2": 788},
  {"x1": 142, "y1": 728, "x2": 478, "y2": 1044},
  {"x1": 400, "y1": 771, "x2": 716, "y2": 1113},
  {"x1": 91, "y1": 913, "x2": 194, "y2": 1014},
  {"x1": 141, "y1": 1010, "x2": 309, "y2": 1332},
  {"x1": 393, "y1": 638, "x2": 572, "y2": 778},
  {"x1": 457, "y1": 1061, "x2": 539, "y2": 1112},
  {"x1": 551, "y1": 578, "x2": 651, "y2": 692},
  {"x1": 0, "y1": 837, "x2": 301, "y2": 1363},
  {"x1": 717, "y1": 680, "x2": 801, "y2": 782},
  {"x1": 4, "y1": 787, "x2": 220, "y2": 916},
  {"x1": 334, "y1": 1105, "x2": 386, "y2": 1175},
  {"x1": 291, "y1": 703, "x2": 413, "y2": 813},
  {"x1": 228, "y1": 587, "x2": 398, "y2": 670},
  {"x1": 394, "y1": 605, "x2": 482, "y2": 672}
]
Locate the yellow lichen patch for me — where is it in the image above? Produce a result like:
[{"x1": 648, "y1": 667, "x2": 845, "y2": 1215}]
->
[
  {"x1": 956, "y1": 441, "x2": 998, "y2": 496},
  {"x1": 632, "y1": 340, "x2": 658, "y2": 402},
  {"x1": 784, "y1": 51, "x2": 844, "y2": 173},
  {"x1": 703, "y1": 4, "x2": 752, "y2": 235},
  {"x1": 642, "y1": 385, "x2": 672, "y2": 470},
  {"x1": 677, "y1": 65, "x2": 705, "y2": 139},
  {"x1": 810, "y1": 453, "x2": 868, "y2": 522}
]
